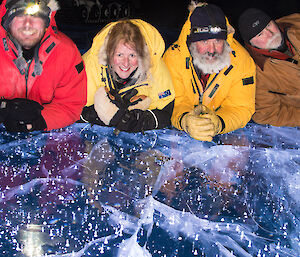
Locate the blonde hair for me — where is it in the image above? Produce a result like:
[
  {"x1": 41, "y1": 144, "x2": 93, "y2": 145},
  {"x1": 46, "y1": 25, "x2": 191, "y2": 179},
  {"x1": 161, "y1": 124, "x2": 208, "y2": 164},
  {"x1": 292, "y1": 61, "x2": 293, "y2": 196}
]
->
[{"x1": 106, "y1": 20, "x2": 146, "y2": 65}]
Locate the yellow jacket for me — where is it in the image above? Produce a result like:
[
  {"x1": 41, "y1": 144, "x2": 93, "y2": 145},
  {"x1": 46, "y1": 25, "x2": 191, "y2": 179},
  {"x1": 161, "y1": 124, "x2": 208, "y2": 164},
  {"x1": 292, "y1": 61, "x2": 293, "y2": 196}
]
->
[
  {"x1": 163, "y1": 12, "x2": 256, "y2": 134},
  {"x1": 83, "y1": 19, "x2": 175, "y2": 111}
]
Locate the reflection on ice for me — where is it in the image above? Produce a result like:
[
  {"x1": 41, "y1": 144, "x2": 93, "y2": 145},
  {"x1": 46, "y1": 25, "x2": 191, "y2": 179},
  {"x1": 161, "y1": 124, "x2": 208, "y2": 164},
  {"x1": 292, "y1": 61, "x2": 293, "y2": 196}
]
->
[
  {"x1": 288, "y1": 172, "x2": 300, "y2": 204},
  {"x1": 0, "y1": 124, "x2": 299, "y2": 256}
]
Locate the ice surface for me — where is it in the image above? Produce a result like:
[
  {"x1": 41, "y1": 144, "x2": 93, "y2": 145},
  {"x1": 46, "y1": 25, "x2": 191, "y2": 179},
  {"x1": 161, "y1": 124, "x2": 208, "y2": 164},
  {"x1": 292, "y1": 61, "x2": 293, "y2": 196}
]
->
[{"x1": 0, "y1": 123, "x2": 299, "y2": 256}]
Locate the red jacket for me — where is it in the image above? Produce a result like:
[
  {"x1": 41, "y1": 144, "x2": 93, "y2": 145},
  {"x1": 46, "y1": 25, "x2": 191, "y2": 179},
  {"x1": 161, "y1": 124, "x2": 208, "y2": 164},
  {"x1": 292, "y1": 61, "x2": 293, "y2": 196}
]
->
[{"x1": 0, "y1": 0, "x2": 87, "y2": 130}]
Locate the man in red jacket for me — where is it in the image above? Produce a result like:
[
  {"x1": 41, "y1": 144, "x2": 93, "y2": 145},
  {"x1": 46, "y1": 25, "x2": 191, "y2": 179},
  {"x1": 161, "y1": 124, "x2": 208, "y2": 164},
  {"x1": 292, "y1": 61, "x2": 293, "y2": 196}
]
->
[{"x1": 0, "y1": 0, "x2": 87, "y2": 132}]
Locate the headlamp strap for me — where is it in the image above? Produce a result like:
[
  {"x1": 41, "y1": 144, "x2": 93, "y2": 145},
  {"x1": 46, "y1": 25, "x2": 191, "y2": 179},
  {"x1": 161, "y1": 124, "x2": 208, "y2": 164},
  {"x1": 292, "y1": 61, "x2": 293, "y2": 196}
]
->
[
  {"x1": 192, "y1": 26, "x2": 226, "y2": 34},
  {"x1": 191, "y1": 5, "x2": 226, "y2": 35}
]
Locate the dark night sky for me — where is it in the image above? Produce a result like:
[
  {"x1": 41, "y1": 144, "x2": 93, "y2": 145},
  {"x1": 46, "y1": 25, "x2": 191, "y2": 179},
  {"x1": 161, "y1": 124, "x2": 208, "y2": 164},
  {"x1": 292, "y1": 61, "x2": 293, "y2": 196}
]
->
[
  {"x1": 137, "y1": 0, "x2": 300, "y2": 25},
  {"x1": 132, "y1": 0, "x2": 300, "y2": 46},
  {"x1": 2, "y1": 0, "x2": 295, "y2": 51}
]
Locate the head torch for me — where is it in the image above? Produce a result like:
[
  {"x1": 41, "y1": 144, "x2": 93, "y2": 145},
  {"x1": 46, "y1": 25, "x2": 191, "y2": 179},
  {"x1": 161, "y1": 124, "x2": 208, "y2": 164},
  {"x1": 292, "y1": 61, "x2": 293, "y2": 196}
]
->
[
  {"x1": 25, "y1": 3, "x2": 40, "y2": 15},
  {"x1": 188, "y1": 3, "x2": 228, "y2": 43},
  {"x1": 2, "y1": 0, "x2": 51, "y2": 31},
  {"x1": 192, "y1": 26, "x2": 227, "y2": 35}
]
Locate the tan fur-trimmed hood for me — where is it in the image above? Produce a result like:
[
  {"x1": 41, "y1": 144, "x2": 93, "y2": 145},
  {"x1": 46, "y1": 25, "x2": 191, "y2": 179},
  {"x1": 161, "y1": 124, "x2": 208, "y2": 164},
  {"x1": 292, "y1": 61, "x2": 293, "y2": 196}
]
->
[
  {"x1": 83, "y1": 19, "x2": 168, "y2": 101},
  {"x1": 97, "y1": 31, "x2": 151, "y2": 83}
]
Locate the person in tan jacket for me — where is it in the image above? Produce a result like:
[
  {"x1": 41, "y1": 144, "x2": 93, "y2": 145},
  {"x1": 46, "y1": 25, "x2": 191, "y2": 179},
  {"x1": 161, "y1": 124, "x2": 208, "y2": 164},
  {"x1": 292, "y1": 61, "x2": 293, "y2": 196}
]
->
[{"x1": 239, "y1": 8, "x2": 300, "y2": 127}]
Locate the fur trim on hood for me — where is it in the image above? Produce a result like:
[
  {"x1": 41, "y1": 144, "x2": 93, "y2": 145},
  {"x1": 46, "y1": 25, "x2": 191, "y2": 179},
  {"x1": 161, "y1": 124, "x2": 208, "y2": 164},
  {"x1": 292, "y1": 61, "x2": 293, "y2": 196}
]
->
[
  {"x1": 188, "y1": 0, "x2": 208, "y2": 12},
  {"x1": 0, "y1": 0, "x2": 60, "y2": 75},
  {"x1": 0, "y1": 0, "x2": 60, "y2": 31},
  {"x1": 47, "y1": 0, "x2": 60, "y2": 12},
  {"x1": 98, "y1": 27, "x2": 151, "y2": 83}
]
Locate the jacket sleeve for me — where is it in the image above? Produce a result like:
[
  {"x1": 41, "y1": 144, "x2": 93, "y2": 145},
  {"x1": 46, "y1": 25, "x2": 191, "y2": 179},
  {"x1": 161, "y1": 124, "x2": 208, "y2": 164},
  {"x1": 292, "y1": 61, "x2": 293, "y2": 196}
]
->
[
  {"x1": 147, "y1": 58, "x2": 175, "y2": 110},
  {"x1": 41, "y1": 46, "x2": 87, "y2": 130},
  {"x1": 214, "y1": 50, "x2": 256, "y2": 134},
  {"x1": 150, "y1": 100, "x2": 174, "y2": 129},
  {"x1": 92, "y1": 85, "x2": 174, "y2": 132},
  {"x1": 163, "y1": 47, "x2": 195, "y2": 130},
  {"x1": 252, "y1": 65, "x2": 300, "y2": 127},
  {"x1": 82, "y1": 49, "x2": 101, "y2": 106},
  {"x1": 111, "y1": 100, "x2": 174, "y2": 132}
]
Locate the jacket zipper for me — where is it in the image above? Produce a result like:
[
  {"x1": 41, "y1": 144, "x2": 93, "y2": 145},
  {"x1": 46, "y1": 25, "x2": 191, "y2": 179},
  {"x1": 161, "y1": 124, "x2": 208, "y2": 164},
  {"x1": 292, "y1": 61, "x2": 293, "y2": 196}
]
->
[
  {"x1": 190, "y1": 63, "x2": 203, "y2": 104},
  {"x1": 25, "y1": 60, "x2": 32, "y2": 98},
  {"x1": 191, "y1": 62, "x2": 219, "y2": 105}
]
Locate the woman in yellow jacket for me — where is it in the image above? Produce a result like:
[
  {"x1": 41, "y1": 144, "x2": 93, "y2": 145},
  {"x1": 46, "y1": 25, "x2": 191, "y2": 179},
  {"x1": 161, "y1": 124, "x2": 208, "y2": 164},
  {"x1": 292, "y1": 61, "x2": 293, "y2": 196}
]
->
[
  {"x1": 80, "y1": 19, "x2": 175, "y2": 133},
  {"x1": 163, "y1": 1, "x2": 256, "y2": 141}
]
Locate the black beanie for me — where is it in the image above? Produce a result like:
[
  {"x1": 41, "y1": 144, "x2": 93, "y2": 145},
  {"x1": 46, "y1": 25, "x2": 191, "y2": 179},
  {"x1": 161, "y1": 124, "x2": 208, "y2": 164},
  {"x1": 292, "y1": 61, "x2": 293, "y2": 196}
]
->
[
  {"x1": 2, "y1": 0, "x2": 51, "y2": 31},
  {"x1": 188, "y1": 3, "x2": 227, "y2": 43},
  {"x1": 238, "y1": 8, "x2": 272, "y2": 43}
]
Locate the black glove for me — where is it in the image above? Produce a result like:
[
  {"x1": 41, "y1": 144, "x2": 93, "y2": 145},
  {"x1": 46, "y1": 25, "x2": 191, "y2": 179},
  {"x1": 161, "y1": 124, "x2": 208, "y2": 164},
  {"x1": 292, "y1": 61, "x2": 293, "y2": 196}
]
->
[
  {"x1": 2, "y1": 98, "x2": 47, "y2": 132},
  {"x1": 110, "y1": 109, "x2": 156, "y2": 133},
  {"x1": 0, "y1": 99, "x2": 10, "y2": 123},
  {"x1": 78, "y1": 105, "x2": 105, "y2": 126},
  {"x1": 109, "y1": 88, "x2": 141, "y2": 109}
]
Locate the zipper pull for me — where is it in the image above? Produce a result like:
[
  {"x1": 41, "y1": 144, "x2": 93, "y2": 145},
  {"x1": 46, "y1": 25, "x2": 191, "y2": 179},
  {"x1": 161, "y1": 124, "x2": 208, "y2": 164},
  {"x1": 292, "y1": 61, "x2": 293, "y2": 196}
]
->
[{"x1": 199, "y1": 94, "x2": 203, "y2": 105}]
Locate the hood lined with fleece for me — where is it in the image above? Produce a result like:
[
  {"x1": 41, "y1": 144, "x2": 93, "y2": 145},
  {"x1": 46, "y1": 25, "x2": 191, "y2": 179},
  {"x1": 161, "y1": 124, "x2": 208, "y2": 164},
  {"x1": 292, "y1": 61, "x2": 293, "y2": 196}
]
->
[
  {"x1": 0, "y1": 0, "x2": 59, "y2": 32},
  {"x1": 0, "y1": 0, "x2": 60, "y2": 76},
  {"x1": 87, "y1": 19, "x2": 165, "y2": 84}
]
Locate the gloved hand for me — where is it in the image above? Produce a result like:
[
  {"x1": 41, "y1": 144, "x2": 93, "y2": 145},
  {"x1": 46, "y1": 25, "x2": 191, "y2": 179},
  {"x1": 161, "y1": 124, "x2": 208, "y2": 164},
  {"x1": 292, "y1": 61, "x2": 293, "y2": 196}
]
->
[
  {"x1": 79, "y1": 105, "x2": 105, "y2": 126},
  {"x1": 107, "y1": 88, "x2": 142, "y2": 109},
  {"x1": 2, "y1": 98, "x2": 47, "y2": 132},
  {"x1": 0, "y1": 99, "x2": 9, "y2": 123},
  {"x1": 110, "y1": 109, "x2": 156, "y2": 133},
  {"x1": 94, "y1": 87, "x2": 152, "y2": 130},
  {"x1": 181, "y1": 105, "x2": 222, "y2": 141}
]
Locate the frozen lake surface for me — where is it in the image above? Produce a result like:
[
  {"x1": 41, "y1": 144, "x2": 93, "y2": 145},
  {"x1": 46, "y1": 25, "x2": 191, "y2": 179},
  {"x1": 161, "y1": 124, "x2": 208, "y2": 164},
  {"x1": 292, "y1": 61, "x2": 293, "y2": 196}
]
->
[{"x1": 0, "y1": 123, "x2": 299, "y2": 257}]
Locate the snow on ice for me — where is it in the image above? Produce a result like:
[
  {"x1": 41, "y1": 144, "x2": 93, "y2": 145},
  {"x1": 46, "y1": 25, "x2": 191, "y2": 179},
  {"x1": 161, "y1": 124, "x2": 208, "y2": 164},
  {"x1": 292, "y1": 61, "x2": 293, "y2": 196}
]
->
[{"x1": 0, "y1": 123, "x2": 299, "y2": 256}]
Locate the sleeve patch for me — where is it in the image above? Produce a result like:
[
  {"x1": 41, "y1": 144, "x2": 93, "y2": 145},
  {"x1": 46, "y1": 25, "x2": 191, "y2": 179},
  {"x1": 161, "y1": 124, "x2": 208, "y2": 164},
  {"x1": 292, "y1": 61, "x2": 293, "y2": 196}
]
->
[
  {"x1": 158, "y1": 89, "x2": 171, "y2": 99},
  {"x1": 242, "y1": 76, "x2": 254, "y2": 85},
  {"x1": 75, "y1": 61, "x2": 84, "y2": 74}
]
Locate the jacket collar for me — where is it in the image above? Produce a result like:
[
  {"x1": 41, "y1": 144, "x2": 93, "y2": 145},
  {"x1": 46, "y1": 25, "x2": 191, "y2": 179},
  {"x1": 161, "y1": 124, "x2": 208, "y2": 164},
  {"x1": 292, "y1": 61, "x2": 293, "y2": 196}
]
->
[
  {"x1": 2, "y1": 28, "x2": 59, "y2": 76},
  {"x1": 246, "y1": 25, "x2": 297, "y2": 70}
]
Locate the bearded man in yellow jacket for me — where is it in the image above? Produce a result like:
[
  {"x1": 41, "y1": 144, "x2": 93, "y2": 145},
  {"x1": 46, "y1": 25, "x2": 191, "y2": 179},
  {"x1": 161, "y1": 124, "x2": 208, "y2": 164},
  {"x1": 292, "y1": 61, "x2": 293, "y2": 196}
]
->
[{"x1": 163, "y1": 1, "x2": 256, "y2": 141}]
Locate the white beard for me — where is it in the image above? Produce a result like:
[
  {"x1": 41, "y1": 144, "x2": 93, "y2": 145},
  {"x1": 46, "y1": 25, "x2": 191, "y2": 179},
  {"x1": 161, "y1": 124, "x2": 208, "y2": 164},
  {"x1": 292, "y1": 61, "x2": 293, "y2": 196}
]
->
[
  {"x1": 189, "y1": 42, "x2": 232, "y2": 74},
  {"x1": 265, "y1": 33, "x2": 283, "y2": 50}
]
